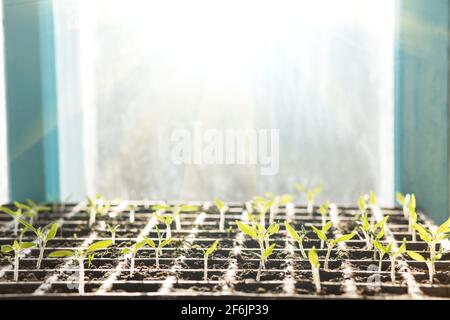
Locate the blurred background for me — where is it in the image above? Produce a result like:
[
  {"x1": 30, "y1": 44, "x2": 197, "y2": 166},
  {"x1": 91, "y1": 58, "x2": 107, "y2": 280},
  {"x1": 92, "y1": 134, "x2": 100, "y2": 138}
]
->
[{"x1": 0, "y1": 0, "x2": 448, "y2": 221}]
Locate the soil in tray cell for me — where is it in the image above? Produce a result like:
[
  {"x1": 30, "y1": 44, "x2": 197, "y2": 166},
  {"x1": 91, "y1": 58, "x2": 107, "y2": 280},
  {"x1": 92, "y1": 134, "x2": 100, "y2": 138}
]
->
[
  {"x1": 412, "y1": 270, "x2": 450, "y2": 285},
  {"x1": 118, "y1": 269, "x2": 174, "y2": 281},
  {"x1": 47, "y1": 282, "x2": 102, "y2": 294},
  {"x1": 235, "y1": 270, "x2": 287, "y2": 282},
  {"x1": 171, "y1": 282, "x2": 224, "y2": 294},
  {"x1": 1, "y1": 270, "x2": 49, "y2": 282},
  {"x1": 420, "y1": 285, "x2": 450, "y2": 298},
  {"x1": 111, "y1": 282, "x2": 162, "y2": 293},
  {"x1": 295, "y1": 282, "x2": 345, "y2": 296},
  {"x1": 0, "y1": 283, "x2": 41, "y2": 294},
  {"x1": 176, "y1": 270, "x2": 226, "y2": 281},
  {"x1": 233, "y1": 282, "x2": 285, "y2": 295},
  {"x1": 289, "y1": 270, "x2": 344, "y2": 283},
  {"x1": 180, "y1": 258, "x2": 229, "y2": 270},
  {"x1": 357, "y1": 284, "x2": 409, "y2": 297}
]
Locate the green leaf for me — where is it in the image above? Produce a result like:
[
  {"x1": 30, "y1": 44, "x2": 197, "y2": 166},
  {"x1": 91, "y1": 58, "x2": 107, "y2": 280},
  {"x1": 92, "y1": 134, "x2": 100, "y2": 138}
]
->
[
  {"x1": 153, "y1": 213, "x2": 166, "y2": 223},
  {"x1": 374, "y1": 216, "x2": 389, "y2": 231},
  {"x1": 14, "y1": 202, "x2": 30, "y2": 211},
  {"x1": 121, "y1": 248, "x2": 131, "y2": 255},
  {"x1": 134, "y1": 240, "x2": 148, "y2": 252},
  {"x1": 279, "y1": 194, "x2": 293, "y2": 205},
  {"x1": 319, "y1": 201, "x2": 329, "y2": 216},
  {"x1": 373, "y1": 240, "x2": 387, "y2": 253},
  {"x1": 0, "y1": 206, "x2": 20, "y2": 217},
  {"x1": 369, "y1": 191, "x2": 377, "y2": 206},
  {"x1": 294, "y1": 183, "x2": 305, "y2": 193},
  {"x1": 45, "y1": 223, "x2": 58, "y2": 242},
  {"x1": 180, "y1": 205, "x2": 198, "y2": 212},
  {"x1": 15, "y1": 216, "x2": 37, "y2": 234},
  {"x1": 335, "y1": 233, "x2": 355, "y2": 243},
  {"x1": 323, "y1": 221, "x2": 332, "y2": 233},
  {"x1": 165, "y1": 216, "x2": 172, "y2": 225},
  {"x1": 267, "y1": 223, "x2": 280, "y2": 236},
  {"x1": 161, "y1": 238, "x2": 173, "y2": 248},
  {"x1": 20, "y1": 242, "x2": 35, "y2": 250},
  {"x1": 206, "y1": 240, "x2": 220, "y2": 256},
  {"x1": 358, "y1": 196, "x2": 366, "y2": 212},
  {"x1": 313, "y1": 184, "x2": 323, "y2": 195},
  {"x1": 152, "y1": 204, "x2": 170, "y2": 212},
  {"x1": 410, "y1": 194, "x2": 416, "y2": 209},
  {"x1": 49, "y1": 250, "x2": 74, "y2": 258},
  {"x1": 262, "y1": 243, "x2": 276, "y2": 260},
  {"x1": 1, "y1": 245, "x2": 13, "y2": 253},
  {"x1": 306, "y1": 191, "x2": 315, "y2": 203},
  {"x1": 407, "y1": 251, "x2": 426, "y2": 262},
  {"x1": 311, "y1": 226, "x2": 327, "y2": 242},
  {"x1": 87, "y1": 240, "x2": 112, "y2": 253},
  {"x1": 414, "y1": 223, "x2": 432, "y2": 243},
  {"x1": 408, "y1": 205, "x2": 417, "y2": 223},
  {"x1": 146, "y1": 238, "x2": 156, "y2": 248},
  {"x1": 436, "y1": 217, "x2": 450, "y2": 235},
  {"x1": 396, "y1": 192, "x2": 404, "y2": 205},
  {"x1": 396, "y1": 241, "x2": 407, "y2": 257},
  {"x1": 284, "y1": 221, "x2": 301, "y2": 242},
  {"x1": 215, "y1": 197, "x2": 224, "y2": 210},
  {"x1": 308, "y1": 247, "x2": 320, "y2": 268},
  {"x1": 235, "y1": 221, "x2": 258, "y2": 240}
]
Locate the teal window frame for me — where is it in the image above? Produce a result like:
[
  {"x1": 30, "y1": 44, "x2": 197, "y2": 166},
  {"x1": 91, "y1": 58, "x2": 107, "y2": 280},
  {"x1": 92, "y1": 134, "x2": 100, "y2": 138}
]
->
[
  {"x1": 2, "y1": 0, "x2": 449, "y2": 222},
  {"x1": 395, "y1": 0, "x2": 449, "y2": 223},
  {"x1": 3, "y1": 0, "x2": 59, "y2": 202}
]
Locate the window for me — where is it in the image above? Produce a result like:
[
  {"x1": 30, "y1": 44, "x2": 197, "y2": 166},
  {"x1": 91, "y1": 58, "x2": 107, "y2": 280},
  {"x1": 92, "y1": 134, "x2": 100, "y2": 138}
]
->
[{"x1": 54, "y1": 0, "x2": 395, "y2": 204}]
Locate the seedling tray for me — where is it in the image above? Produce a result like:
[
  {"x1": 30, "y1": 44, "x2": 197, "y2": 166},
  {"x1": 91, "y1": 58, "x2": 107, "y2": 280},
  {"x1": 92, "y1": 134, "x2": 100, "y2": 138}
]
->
[{"x1": 0, "y1": 201, "x2": 449, "y2": 299}]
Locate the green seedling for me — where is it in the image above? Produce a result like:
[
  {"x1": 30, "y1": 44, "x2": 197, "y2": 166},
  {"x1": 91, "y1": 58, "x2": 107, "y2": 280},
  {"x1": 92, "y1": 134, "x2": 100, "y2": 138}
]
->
[
  {"x1": 284, "y1": 221, "x2": 308, "y2": 259},
  {"x1": 128, "y1": 204, "x2": 137, "y2": 223},
  {"x1": 407, "y1": 195, "x2": 417, "y2": 241},
  {"x1": 311, "y1": 220, "x2": 332, "y2": 250},
  {"x1": 295, "y1": 182, "x2": 323, "y2": 215},
  {"x1": 356, "y1": 195, "x2": 388, "y2": 251},
  {"x1": 153, "y1": 213, "x2": 173, "y2": 240},
  {"x1": 411, "y1": 218, "x2": 450, "y2": 282},
  {"x1": 215, "y1": 197, "x2": 229, "y2": 232},
  {"x1": 374, "y1": 239, "x2": 407, "y2": 283},
  {"x1": 319, "y1": 201, "x2": 330, "y2": 230},
  {"x1": 407, "y1": 249, "x2": 446, "y2": 284},
  {"x1": 29, "y1": 222, "x2": 58, "y2": 269},
  {"x1": 145, "y1": 226, "x2": 173, "y2": 269},
  {"x1": 86, "y1": 194, "x2": 111, "y2": 227},
  {"x1": 251, "y1": 197, "x2": 273, "y2": 228},
  {"x1": 311, "y1": 222, "x2": 355, "y2": 270},
  {"x1": 396, "y1": 192, "x2": 413, "y2": 220},
  {"x1": 193, "y1": 240, "x2": 220, "y2": 281},
  {"x1": 0, "y1": 207, "x2": 58, "y2": 269},
  {"x1": 373, "y1": 240, "x2": 388, "y2": 273},
  {"x1": 107, "y1": 224, "x2": 120, "y2": 245},
  {"x1": 49, "y1": 240, "x2": 112, "y2": 295},
  {"x1": 226, "y1": 226, "x2": 233, "y2": 237},
  {"x1": 121, "y1": 238, "x2": 148, "y2": 276},
  {"x1": 236, "y1": 219, "x2": 279, "y2": 281},
  {"x1": 308, "y1": 246, "x2": 321, "y2": 293},
  {"x1": 1, "y1": 236, "x2": 35, "y2": 282},
  {"x1": 0, "y1": 206, "x2": 23, "y2": 236},
  {"x1": 264, "y1": 193, "x2": 294, "y2": 224},
  {"x1": 14, "y1": 200, "x2": 50, "y2": 226},
  {"x1": 152, "y1": 204, "x2": 198, "y2": 232}
]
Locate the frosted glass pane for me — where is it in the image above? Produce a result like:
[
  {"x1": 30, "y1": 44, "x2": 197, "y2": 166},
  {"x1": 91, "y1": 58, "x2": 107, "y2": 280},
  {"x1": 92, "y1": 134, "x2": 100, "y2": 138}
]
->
[{"x1": 55, "y1": 0, "x2": 395, "y2": 205}]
